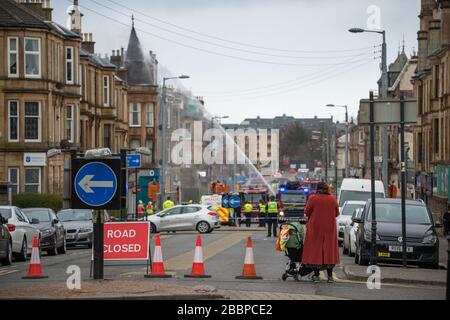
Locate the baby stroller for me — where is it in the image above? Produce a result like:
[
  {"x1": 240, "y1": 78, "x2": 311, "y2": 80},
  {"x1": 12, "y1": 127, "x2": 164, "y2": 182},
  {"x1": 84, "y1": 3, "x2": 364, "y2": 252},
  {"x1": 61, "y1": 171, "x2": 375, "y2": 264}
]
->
[{"x1": 279, "y1": 222, "x2": 304, "y2": 281}]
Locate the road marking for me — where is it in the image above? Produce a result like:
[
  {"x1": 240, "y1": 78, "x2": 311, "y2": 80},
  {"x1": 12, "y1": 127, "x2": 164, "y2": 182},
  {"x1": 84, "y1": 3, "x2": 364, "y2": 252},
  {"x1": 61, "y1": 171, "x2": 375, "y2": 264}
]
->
[
  {"x1": 0, "y1": 268, "x2": 19, "y2": 277},
  {"x1": 165, "y1": 232, "x2": 250, "y2": 271},
  {"x1": 221, "y1": 289, "x2": 348, "y2": 300}
]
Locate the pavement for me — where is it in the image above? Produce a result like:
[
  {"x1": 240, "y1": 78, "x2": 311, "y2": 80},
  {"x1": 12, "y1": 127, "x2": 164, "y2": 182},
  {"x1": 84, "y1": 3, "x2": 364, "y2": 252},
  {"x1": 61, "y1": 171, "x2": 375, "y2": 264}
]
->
[{"x1": 0, "y1": 230, "x2": 446, "y2": 300}]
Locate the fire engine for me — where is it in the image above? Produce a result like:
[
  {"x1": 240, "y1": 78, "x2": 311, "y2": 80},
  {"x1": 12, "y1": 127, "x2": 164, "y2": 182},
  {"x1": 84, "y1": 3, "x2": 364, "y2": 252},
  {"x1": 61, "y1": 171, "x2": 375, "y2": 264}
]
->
[
  {"x1": 239, "y1": 186, "x2": 269, "y2": 225},
  {"x1": 277, "y1": 181, "x2": 309, "y2": 222}
]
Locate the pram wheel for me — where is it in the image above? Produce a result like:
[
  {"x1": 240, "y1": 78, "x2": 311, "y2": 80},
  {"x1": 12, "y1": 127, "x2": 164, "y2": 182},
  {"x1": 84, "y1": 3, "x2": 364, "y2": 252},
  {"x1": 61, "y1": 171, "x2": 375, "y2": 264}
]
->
[{"x1": 282, "y1": 273, "x2": 288, "y2": 281}]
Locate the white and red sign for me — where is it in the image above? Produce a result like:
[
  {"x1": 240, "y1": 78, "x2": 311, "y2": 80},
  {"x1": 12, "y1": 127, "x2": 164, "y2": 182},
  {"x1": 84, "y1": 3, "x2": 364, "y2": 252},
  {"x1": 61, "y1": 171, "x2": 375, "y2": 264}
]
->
[{"x1": 103, "y1": 222, "x2": 150, "y2": 261}]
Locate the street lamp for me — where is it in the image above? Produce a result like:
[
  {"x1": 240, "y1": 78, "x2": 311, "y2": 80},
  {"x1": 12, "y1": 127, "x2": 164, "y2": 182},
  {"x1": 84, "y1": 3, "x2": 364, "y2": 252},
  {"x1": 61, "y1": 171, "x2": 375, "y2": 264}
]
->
[
  {"x1": 349, "y1": 27, "x2": 389, "y2": 190},
  {"x1": 326, "y1": 104, "x2": 349, "y2": 178},
  {"x1": 160, "y1": 75, "x2": 190, "y2": 205}
]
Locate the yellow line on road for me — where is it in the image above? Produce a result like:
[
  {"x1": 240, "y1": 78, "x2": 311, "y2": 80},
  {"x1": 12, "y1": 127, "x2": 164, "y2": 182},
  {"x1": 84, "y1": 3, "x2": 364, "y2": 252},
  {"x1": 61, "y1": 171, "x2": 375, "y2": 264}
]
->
[{"x1": 165, "y1": 232, "x2": 250, "y2": 271}]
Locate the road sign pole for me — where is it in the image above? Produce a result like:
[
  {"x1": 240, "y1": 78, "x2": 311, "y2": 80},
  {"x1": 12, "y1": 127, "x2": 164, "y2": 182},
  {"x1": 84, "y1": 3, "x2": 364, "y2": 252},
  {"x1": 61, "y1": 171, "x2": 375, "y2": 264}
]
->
[
  {"x1": 400, "y1": 93, "x2": 407, "y2": 268},
  {"x1": 369, "y1": 91, "x2": 378, "y2": 266},
  {"x1": 93, "y1": 210, "x2": 104, "y2": 280},
  {"x1": 120, "y1": 149, "x2": 127, "y2": 221}
]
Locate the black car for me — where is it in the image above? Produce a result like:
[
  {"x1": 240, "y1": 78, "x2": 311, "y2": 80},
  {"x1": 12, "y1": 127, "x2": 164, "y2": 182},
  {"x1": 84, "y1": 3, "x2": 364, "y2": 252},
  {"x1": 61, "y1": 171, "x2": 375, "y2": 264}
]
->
[
  {"x1": 353, "y1": 199, "x2": 440, "y2": 268},
  {"x1": 22, "y1": 208, "x2": 66, "y2": 256},
  {"x1": 0, "y1": 214, "x2": 12, "y2": 266}
]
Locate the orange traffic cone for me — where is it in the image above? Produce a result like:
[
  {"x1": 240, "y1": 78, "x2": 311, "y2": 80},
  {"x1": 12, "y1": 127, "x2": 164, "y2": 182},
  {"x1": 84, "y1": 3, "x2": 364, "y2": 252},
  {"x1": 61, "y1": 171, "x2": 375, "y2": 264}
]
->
[
  {"x1": 236, "y1": 236, "x2": 263, "y2": 280},
  {"x1": 184, "y1": 235, "x2": 211, "y2": 278},
  {"x1": 145, "y1": 234, "x2": 172, "y2": 278},
  {"x1": 22, "y1": 236, "x2": 48, "y2": 279}
]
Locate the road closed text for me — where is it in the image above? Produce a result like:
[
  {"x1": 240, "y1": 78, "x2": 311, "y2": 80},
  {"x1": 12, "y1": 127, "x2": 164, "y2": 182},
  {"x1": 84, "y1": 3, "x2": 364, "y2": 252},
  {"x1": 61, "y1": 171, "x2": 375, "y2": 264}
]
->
[{"x1": 103, "y1": 222, "x2": 150, "y2": 261}]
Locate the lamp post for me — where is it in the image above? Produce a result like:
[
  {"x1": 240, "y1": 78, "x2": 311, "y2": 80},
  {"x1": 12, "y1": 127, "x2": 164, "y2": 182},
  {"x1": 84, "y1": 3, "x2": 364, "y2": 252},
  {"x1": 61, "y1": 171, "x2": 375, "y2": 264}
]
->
[
  {"x1": 160, "y1": 75, "x2": 190, "y2": 206},
  {"x1": 349, "y1": 27, "x2": 389, "y2": 190},
  {"x1": 326, "y1": 104, "x2": 349, "y2": 178}
]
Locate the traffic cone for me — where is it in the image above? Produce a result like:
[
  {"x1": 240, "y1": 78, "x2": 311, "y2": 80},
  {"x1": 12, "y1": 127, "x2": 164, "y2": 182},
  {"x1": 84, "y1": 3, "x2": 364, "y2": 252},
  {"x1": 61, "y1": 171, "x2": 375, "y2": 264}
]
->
[
  {"x1": 184, "y1": 235, "x2": 211, "y2": 278},
  {"x1": 235, "y1": 236, "x2": 263, "y2": 280},
  {"x1": 145, "y1": 234, "x2": 172, "y2": 278},
  {"x1": 22, "y1": 236, "x2": 48, "y2": 279}
]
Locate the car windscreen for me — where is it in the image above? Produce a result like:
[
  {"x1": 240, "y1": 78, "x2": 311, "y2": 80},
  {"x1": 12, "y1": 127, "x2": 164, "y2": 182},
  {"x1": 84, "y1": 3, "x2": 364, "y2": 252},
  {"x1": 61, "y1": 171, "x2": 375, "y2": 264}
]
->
[
  {"x1": 281, "y1": 193, "x2": 306, "y2": 203},
  {"x1": 58, "y1": 210, "x2": 92, "y2": 222},
  {"x1": 339, "y1": 191, "x2": 384, "y2": 207},
  {"x1": 341, "y1": 204, "x2": 365, "y2": 216},
  {"x1": 0, "y1": 209, "x2": 12, "y2": 219},
  {"x1": 243, "y1": 194, "x2": 265, "y2": 203},
  {"x1": 366, "y1": 203, "x2": 431, "y2": 224},
  {"x1": 22, "y1": 210, "x2": 51, "y2": 222}
]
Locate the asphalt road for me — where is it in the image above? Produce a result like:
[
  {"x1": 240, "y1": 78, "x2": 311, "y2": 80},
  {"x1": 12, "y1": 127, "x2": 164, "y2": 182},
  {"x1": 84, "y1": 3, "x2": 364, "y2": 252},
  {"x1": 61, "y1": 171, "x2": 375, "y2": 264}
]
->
[{"x1": 0, "y1": 230, "x2": 445, "y2": 300}]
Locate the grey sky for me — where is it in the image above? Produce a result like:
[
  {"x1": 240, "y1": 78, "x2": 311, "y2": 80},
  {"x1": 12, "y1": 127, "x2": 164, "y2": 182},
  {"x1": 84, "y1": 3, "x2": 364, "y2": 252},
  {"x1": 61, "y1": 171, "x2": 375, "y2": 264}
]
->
[{"x1": 53, "y1": 0, "x2": 420, "y2": 124}]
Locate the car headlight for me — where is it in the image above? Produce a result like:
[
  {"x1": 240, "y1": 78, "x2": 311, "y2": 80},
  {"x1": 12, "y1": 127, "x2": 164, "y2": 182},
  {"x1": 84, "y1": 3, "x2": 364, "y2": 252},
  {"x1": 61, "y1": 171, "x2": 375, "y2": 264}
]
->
[
  {"x1": 41, "y1": 228, "x2": 54, "y2": 237},
  {"x1": 364, "y1": 230, "x2": 380, "y2": 241},
  {"x1": 79, "y1": 228, "x2": 92, "y2": 233},
  {"x1": 422, "y1": 233, "x2": 437, "y2": 244},
  {"x1": 279, "y1": 211, "x2": 285, "y2": 217}
]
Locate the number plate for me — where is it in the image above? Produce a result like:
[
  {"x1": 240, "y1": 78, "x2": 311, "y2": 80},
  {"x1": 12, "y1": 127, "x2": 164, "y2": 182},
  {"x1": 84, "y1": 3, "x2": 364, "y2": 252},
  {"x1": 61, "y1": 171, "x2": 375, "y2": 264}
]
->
[
  {"x1": 389, "y1": 245, "x2": 413, "y2": 253},
  {"x1": 66, "y1": 234, "x2": 75, "y2": 240},
  {"x1": 378, "y1": 252, "x2": 390, "y2": 258}
]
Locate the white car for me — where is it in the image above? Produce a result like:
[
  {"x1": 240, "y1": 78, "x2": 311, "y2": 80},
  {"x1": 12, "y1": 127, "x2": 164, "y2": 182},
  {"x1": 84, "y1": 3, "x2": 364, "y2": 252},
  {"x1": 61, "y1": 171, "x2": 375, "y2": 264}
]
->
[
  {"x1": 337, "y1": 201, "x2": 366, "y2": 245},
  {"x1": 145, "y1": 205, "x2": 220, "y2": 234},
  {"x1": 343, "y1": 207, "x2": 364, "y2": 257},
  {"x1": 0, "y1": 206, "x2": 41, "y2": 261}
]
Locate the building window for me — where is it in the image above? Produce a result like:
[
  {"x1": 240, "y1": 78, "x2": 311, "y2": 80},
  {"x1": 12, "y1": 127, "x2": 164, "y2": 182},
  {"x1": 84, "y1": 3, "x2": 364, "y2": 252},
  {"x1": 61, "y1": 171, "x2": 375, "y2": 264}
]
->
[
  {"x1": 24, "y1": 37, "x2": 41, "y2": 78},
  {"x1": 25, "y1": 168, "x2": 41, "y2": 193},
  {"x1": 434, "y1": 65, "x2": 440, "y2": 98},
  {"x1": 130, "y1": 139, "x2": 140, "y2": 150},
  {"x1": 8, "y1": 168, "x2": 19, "y2": 195},
  {"x1": 146, "y1": 103, "x2": 154, "y2": 127},
  {"x1": 418, "y1": 132, "x2": 423, "y2": 163},
  {"x1": 145, "y1": 139, "x2": 153, "y2": 163},
  {"x1": 129, "y1": 103, "x2": 141, "y2": 127},
  {"x1": 418, "y1": 84, "x2": 423, "y2": 115},
  {"x1": 8, "y1": 101, "x2": 19, "y2": 142},
  {"x1": 103, "y1": 124, "x2": 111, "y2": 149},
  {"x1": 66, "y1": 105, "x2": 74, "y2": 142},
  {"x1": 103, "y1": 75, "x2": 110, "y2": 107},
  {"x1": 66, "y1": 47, "x2": 73, "y2": 84},
  {"x1": 8, "y1": 37, "x2": 19, "y2": 77},
  {"x1": 434, "y1": 118, "x2": 439, "y2": 155},
  {"x1": 24, "y1": 102, "x2": 41, "y2": 142}
]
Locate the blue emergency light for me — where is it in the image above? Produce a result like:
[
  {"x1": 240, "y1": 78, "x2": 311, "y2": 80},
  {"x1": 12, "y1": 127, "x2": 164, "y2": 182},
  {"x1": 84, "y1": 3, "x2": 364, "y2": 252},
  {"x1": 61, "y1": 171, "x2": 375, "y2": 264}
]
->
[{"x1": 304, "y1": 188, "x2": 309, "y2": 193}]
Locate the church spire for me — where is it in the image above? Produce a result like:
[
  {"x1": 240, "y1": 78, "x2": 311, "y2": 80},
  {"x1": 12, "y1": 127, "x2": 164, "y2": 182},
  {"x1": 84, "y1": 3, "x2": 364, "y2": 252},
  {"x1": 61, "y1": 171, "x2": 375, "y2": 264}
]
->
[{"x1": 132, "y1": 14, "x2": 135, "y2": 28}]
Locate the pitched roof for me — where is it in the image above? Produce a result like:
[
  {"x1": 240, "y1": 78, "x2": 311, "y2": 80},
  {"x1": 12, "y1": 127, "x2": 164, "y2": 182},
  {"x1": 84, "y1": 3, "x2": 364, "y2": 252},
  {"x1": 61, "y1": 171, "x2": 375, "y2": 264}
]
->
[
  {"x1": 124, "y1": 27, "x2": 155, "y2": 85},
  {"x1": 80, "y1": 48, "x2": 116, "y2": 69},
  {"x1": 0, "y1": 0, "x2": 50, "y2": 29}
]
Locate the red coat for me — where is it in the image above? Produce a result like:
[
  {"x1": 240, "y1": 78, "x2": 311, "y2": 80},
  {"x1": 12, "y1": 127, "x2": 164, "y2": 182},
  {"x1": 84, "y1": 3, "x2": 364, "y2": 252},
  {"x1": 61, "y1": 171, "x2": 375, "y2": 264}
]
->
[{"x1": 302, "y1": 193, "x2": 340, "y2": 266}]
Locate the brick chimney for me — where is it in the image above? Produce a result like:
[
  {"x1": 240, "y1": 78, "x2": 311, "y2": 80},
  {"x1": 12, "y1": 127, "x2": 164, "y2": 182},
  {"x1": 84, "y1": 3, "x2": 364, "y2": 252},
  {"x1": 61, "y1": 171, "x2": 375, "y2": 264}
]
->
[
  {"x1": 18, "y1": 0, "x2": 53, "y2": 21},
  {"x1": 439, "y1": 0, "x2": 450, "y2": 45},
  {"x1": 82, "y1": 33, "x2": 95, "y2": 54},
  {"x1": 428, "y1": 19, "x2": 441, "y2": 55}
]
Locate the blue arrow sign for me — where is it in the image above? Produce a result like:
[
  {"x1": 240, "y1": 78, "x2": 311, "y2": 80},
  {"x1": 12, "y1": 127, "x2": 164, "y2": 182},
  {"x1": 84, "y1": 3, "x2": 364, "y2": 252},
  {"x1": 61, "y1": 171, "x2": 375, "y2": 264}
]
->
[
  {"x1": 222, "y1": 195, "x2": 230, "y2": 208},
  {"x1": 74, "y1": 162, "x2": 118, "y2": 207},
  {"x1": 229, "y1": 196, "x2": 241, "y2": 209},
  {"x1": 127, "y1": 154, "x2": 142, "y2": 169}
]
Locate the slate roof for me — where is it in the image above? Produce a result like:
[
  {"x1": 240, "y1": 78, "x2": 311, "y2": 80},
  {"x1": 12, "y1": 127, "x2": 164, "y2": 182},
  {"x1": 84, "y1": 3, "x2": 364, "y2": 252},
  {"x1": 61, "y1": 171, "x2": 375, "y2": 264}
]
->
[
  {"x1": 124, "y1": 27, "x2": 155, "y2": 85},
  {"x1": 80, "y1": 48, "x2": 116, "y2": 69}
]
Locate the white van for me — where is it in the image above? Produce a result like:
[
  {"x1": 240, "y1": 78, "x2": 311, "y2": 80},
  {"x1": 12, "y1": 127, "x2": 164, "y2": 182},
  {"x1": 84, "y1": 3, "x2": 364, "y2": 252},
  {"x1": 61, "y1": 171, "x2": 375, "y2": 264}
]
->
[{"x1": 337, "y1": 178, "x2": 385, "y2": 208}]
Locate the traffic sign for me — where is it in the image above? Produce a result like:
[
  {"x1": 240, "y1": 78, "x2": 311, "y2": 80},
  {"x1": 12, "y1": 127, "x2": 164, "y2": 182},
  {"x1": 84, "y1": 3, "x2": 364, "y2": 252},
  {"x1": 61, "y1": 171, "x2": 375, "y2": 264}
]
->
[
  {"x1": 72, "y1": 158, "x2": 122, "y2": 209},
  {"x1": 127, "y1": 154, "x2": 142, "y2": 169},
  {"x1": 229, "y1": 195, "x2": 241, "y2": 208},
  {"x1": 222, "y1": 195, "x2": 230, "y2": 208},
  {"x1": 104, "y1": 222, "x2": 150, "y2": 261}
]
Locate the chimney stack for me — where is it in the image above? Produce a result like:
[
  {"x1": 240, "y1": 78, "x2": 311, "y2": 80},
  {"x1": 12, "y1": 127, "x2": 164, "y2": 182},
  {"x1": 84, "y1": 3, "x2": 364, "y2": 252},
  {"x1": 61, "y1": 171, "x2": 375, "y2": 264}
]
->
[
  {"x1": 439, "y1": 0, "x2": 450, "y2": 45},
  {"x1": 428, "y1": 19, "x2": 441, "y2": 56},
  {"x1": 82, "y1": 33, "x2": 95, "y2": 54},
  {"x1": 18, "y1": 0, "x2": 53, "y2": 21}
]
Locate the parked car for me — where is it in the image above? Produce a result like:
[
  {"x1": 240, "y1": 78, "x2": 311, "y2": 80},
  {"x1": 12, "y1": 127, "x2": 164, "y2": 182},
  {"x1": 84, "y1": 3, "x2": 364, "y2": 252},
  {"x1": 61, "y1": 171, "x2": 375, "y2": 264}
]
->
[
  {"x1": 57, "y1": 209, "x2": 93, "y2": 248},
  {"x1": 353, "y1": 199, "x2": 440, "y2": 268},
  {"x1": 22, "y1": 208, "x2": 66, "y2": 256},
  {"x1": 338, "y1": 178, "x2": 385, "y2": 209},
  {"x1": 0, "y1": 213, "x2": 13, "y2": 266},
  {"x1": 145, "y1": 205, "x2": 220, "y2": 234},
  {"x1": 337, "y1": 201, "x2": 366, "y2": 246},
  {"x1": 0, "y1": 206, "x2": 40, "y2": 261},
  {"x1": 343, "y1": 207, "x2": 364, "y2": 257}
]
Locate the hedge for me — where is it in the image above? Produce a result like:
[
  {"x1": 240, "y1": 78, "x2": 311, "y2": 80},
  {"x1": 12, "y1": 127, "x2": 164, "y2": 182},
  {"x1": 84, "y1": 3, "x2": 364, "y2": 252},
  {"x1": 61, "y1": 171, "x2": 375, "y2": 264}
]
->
[{"x1": 13, "y1": 193, "x2": 63, "y2": 212}]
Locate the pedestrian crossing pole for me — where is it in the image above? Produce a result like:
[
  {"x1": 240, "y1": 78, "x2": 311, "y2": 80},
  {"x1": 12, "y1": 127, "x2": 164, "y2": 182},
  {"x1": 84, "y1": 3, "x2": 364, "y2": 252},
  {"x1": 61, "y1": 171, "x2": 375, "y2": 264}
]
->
[{"x1": 93, "y1": 210, "x2": 104, "y2": 280}]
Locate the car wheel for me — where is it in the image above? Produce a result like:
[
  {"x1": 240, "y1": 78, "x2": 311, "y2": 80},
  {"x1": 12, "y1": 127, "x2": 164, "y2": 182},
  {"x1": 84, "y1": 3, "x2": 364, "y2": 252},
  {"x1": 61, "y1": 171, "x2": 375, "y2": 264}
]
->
[
  {"x1": 57, "y1": 237, "x2": 66, "y2": 254},
  {"x1": 15, "y1": 237, "x2": 27, "y2": 262},
  {"x1": 349, "y1": 242, "x2": 355, "y2": 257},
  {"x1": 196, "y1": 221, "x2": 211, "y2": 234},
  {"x1": 150, "y1": 223, "x2": 157, "y2": 234},
  {"x1": 1, "y1": 241, "x2": 12, "y2": 266},
  {"x1": 47, "y1": 238, "x2": 58, "y2": 256}
]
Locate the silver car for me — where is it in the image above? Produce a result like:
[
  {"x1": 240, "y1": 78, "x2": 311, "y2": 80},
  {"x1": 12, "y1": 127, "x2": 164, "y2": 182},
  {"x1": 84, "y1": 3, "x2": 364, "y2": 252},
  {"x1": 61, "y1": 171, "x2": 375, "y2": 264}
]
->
[
  {"x1": 57, "y1": 209, "x2": 94, "y2": 248},
  {"x1": 146, "y1": 205, "x2": 220, "y2": 234}
]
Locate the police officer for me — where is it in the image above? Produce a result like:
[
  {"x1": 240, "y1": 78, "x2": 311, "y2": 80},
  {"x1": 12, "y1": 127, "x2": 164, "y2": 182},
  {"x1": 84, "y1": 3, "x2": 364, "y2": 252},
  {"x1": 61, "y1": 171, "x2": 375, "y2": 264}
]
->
[
  {"x1": 243, "y1": 202, "x2": 253, "y2": 228},
  {"x1": 163, "y1": 197, "x2": 175, "y2": 210},
  {"x1": 258, "y1": 199, "x2": 267, "y2": 227},
  {"x1": 267, "y1": 196, "x2": 279, "y2": 237}
]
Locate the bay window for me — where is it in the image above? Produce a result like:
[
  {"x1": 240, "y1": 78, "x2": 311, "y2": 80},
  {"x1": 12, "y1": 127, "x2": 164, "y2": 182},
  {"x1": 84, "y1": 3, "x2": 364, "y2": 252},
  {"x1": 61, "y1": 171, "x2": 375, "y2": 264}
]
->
[
  {"x1": 8, "y1": 37, "x2": 19, "y2": 77},
  {"x1": 24, "y1": 37, "x2": 41, "y2": 78},
  {"x1": 8, "y1": 101, "x2": 19, "y2": 142},
  {"x1": 24, "y1": 102, "x2": 41, "y2": 142}
]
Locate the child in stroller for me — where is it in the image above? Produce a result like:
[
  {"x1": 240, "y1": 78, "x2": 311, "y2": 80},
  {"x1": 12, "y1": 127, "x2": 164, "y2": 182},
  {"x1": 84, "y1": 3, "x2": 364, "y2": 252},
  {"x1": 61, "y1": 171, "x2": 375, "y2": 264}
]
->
[{"x1": 280, "y1": 221, "x2": 304, "y2": 281}]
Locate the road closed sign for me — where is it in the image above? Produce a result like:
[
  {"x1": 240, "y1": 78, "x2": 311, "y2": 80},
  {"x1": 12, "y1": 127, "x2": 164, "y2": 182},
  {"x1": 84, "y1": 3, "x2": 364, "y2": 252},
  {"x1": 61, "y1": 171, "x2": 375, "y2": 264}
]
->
[{"x1": 104, "y1": 222, "x2": 150, "y2": 261}]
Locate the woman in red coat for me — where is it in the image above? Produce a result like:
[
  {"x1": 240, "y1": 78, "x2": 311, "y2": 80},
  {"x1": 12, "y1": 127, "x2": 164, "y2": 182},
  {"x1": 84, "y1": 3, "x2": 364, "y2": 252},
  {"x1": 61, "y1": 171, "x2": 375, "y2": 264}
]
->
[{"x1": 299, "y1": 182, "x2": 340, "y2": 282}]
